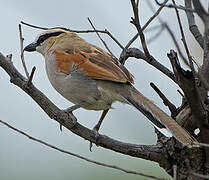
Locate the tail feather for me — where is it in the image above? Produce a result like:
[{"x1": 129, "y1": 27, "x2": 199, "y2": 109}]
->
[
  {"x1": 126, "y1": 98, "x2": 173, "y2": 137},
  {"x1": 126, "y1": 97, "x2": 173, "y2": 137},
  {"x1": 123, "y1": 85, "x2": 198, "y2": 148}
]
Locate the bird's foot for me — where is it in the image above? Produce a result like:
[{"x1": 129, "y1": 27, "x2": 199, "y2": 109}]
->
[
  {"x1": 89, "y1": 126, "x2": 100, "y2": 152},
  {"x1": 60, "y1": 105, "x2": 80, "y2": 131}
]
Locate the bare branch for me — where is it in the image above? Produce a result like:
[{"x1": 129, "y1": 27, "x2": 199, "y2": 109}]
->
[
  {"x1": 150, "y1": 82, "x2": 177, "y2": 117},
  {"x1": 0, "y1": 119, "x2": 169, "y2": 180},
  {"x1": 27, "y1": 66, "x2": 36, "y2": 86},
  {"x1": 130, "y1": 0, "x2": 150, "y2": 58},
  {"x1": 21, "y1": 21, "x2": 124, "y2": 51},
  {"x1": 172, "y1": 0, "x2": 195, "y2": 70},
  {"x1": 190, "y1": 0, "x2": 209, "y2": 88},
  {"x1": 103, "y1": 29, "x2": 125, "y2": 50},
  {"x1": 21, "y1": 21, "x2": 48, "y2": 30},
  {"x1": 120, "y1": 48, "x2": 176, "y2": 83},
  {"x1": 192, "y1": 0, "x2": 209, "y2": 25},
  {"x1": 167, "y1": 50, "x2": 209, "y2": 145},
  {"x1": 19, "y1": 24, "x2": 29, "y2": 78},
  {"x1": 200, "y1": 36, "x2": 209, "y2": 83},
  {"x1": 87, "y1": 18, "x2": 116, "y2": 58},
  {"x1": 147, "y1": 1, "x2": 189, "y2": 66},
  {"x1": 136, "y1": 0, "x2": 139, "y2": 7},
  {"x1": 155, "y1": 0, "x2": 196, "y2": 12},
  {"x1": 172, "y1": 1, "x2": 209, "y2": 93},
  {"x1": 125, "y1": 0, "x2": 169, "y2": 49},
  {"x1": 184, "y1": 0, "x2": 204, "y2": 49}
]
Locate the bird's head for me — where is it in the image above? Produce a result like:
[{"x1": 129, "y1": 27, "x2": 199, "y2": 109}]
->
[{"x1": 24, "y1": 28, "x2": 78, "y2": 55}]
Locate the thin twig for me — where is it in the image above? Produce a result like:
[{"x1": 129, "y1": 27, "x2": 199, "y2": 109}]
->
[
  {"x1": 150, "y1": 82, "x2": 177, "y2": 117},
  {"x1": 86, "y1": 18, "x2": 118, "y2": 132},
  {"x1": 130, "y1": 0, "x2": 150, "y2": 58},
  {"x1": 146, "y1": 1, "x2": 189, "y2": 66},
  {"x1": 21, "y1": 21, "x2": 48, "y2": 30},
  {"x1": 166, "y1": 23, "x2": 189, "y2": 66},
  {"x1": 136, "y1": 0, "x2": 139, "y2": 7},
  {"x1": 27, "y1": 66, "x2": 36, "y2": 86},
  {"x1": 172, "y1": 0, "x2": 194, "y2": 71},
  {"x1": 104, "y1": 29, "x2": 125, "y2": 50},
  {"x1": 19, "y1": 24, "x2": 29, "y2": 78},
  {"x1": 125, "y1": 0, "x2": 169, "y2": 49},
  {"x1": 0, "y1": 119, "x2": 168, "y2": 180},
  {"x1": 21, "y1": 21, "x2": 124, "y2": 50},
  {"x1": 87, "y1": 18, "x2": 116, "y2": 58},
  {"x1": 155, "y1": 0, "x2": 196, "y2": 12}
]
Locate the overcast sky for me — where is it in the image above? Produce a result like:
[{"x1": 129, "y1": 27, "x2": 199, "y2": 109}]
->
[{"x1": 0, "y1": 0, "x2": 204, "y2": 180}]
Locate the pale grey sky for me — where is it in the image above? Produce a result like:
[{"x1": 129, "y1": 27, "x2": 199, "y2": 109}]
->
[{"x1": 0, "y1": 0, "x2": 204, "y2": 180}]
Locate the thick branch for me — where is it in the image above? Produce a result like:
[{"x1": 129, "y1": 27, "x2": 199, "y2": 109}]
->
[
  {"x1": 192, "y1": 0, "x2": 209, "y2": 27},
  {"x1": 120, "y1": 48, "x2": 176, "y2": 83},
  {"x1": 167, "y1": 50, "x2": 209, "y2": 144},
  {"x1": 168, "y1": 50, "x2": 204, "y2": 124},
  {"x1": 184, "y1": 0, "x2": 204, "y2": 49},
  {"x1": 200, "y1": 35, "x2": 209, "y2": 85},
  {"x1": 0, "y1": 52, "x2": 169, "y2": 167}
]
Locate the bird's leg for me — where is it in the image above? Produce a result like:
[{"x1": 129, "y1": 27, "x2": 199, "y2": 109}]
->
[
  {"x1": 93, "y1": 109, "x2": 110, "y2": 132},
  {"x1": 60, "y1": 104, "x2": 81, "y2": 131},
  {"x1": 89, "y1": 109, "x2": 110, "y2": 151}
]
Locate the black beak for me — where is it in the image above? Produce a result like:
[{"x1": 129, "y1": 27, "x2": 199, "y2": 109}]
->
[{"x1": 24, "y1": 42, "x2": 37, "y2": 52}]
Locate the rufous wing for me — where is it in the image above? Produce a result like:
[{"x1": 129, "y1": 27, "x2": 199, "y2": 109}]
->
[{"x1": 54, "y1": 47, "x2": 134, "y2": 83}]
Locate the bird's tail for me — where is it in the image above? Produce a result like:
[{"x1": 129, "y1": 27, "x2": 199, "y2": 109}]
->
[{"x1": 122, "y1": 85, "x2": 198, "y2": 148}]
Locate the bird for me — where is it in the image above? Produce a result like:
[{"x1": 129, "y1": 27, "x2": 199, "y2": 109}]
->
[{"x1": 24, "y1": 28, "x2": 197, "y2": 148}]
